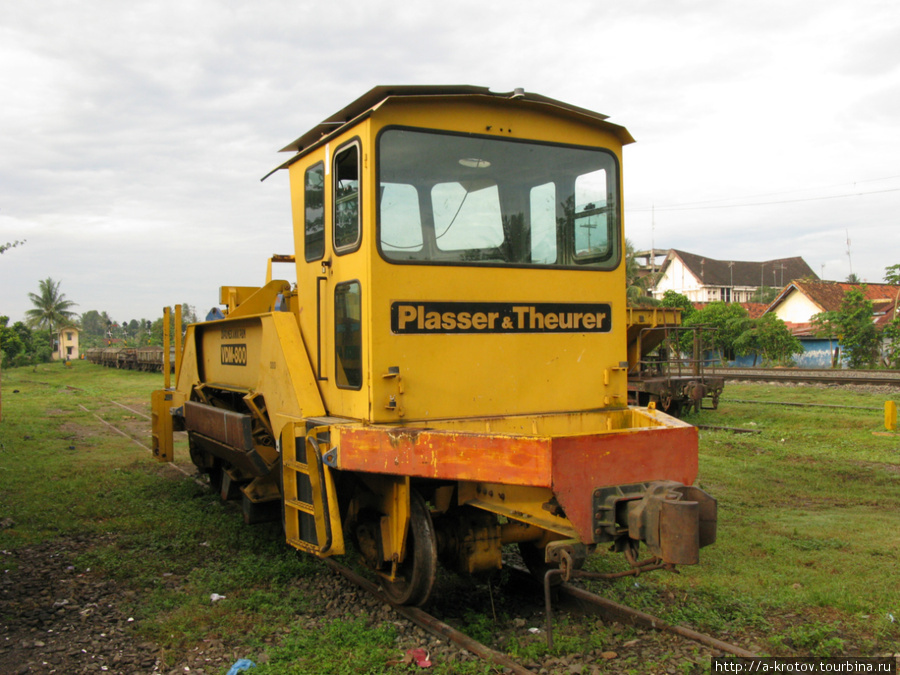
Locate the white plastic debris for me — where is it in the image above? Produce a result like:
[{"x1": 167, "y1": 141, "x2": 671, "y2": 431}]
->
[
  {"x1": 210, "y1": 593, "x2": 227, "y2": 603},
  {"x1": 528, "y1": 627, "x2": 541, "y2": 634}
]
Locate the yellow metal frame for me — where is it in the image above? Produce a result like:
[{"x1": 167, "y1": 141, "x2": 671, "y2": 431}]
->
[
  {"x1": 281, "y1": 422, "x2": 345, "y2": 556},
  {"x1": 148, "y1": 88, "x2": 711, "y2": 576}
]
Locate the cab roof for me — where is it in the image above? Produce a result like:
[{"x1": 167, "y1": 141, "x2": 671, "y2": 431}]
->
[{"x1": 263, "y1": 85, "x2": 634, "y2": 180}]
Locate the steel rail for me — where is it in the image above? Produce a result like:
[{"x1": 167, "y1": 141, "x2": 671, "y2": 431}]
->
[
  {"x1": 694, "y1": 424, "x2": 761, "y2": 434},
  {"x1": 557, "y1": 581, "x2": 759, "y2": 658},
  {"x1": 76, "y1": 402, "x2": 201, "y2": 483},
  {"x1": 715, "y1": 367, "x2": 900, "y2": 386},
  {"x1": 324, "y1": 559, "x2": 534, "y2": 675},
  {"x1": 724, "y1": 399, "x2": 884, "y2": 411}
]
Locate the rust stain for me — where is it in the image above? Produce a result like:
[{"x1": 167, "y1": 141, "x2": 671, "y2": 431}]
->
[{"x1": 336, "y1": 427, "x2": 552, "y2": 486}]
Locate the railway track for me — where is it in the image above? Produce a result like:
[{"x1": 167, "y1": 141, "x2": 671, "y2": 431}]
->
[
  {"x1": 714, "y1": 367, "x2": 900, "y2": 386},
  {"x1": 327, "y1": 556, "x2": 759, "y2": 673},
  {"x1": 78, "y1": 396, "x2": 757, "y2": 673}
]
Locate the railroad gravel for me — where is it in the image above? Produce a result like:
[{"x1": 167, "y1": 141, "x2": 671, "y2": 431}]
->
[{"x1": 0, "y1": 534, "x2": 732, "y2": 674}]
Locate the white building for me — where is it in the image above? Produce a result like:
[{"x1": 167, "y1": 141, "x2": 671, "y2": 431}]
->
[{"x1": 652, "y1": 249, "x2": 817, "y2": 303}]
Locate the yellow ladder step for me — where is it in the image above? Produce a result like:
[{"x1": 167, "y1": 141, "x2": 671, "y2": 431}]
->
[{"x1": 284, "y1": 498, "x2": 315, "y2": 514}]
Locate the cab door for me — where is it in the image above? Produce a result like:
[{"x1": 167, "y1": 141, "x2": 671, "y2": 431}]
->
[
  {"x1": 330, "y1": 141, "x2": 364, "y2": 394},
  {"x1": 297, "y1": 139, "x2": 366, "y2": 419}
]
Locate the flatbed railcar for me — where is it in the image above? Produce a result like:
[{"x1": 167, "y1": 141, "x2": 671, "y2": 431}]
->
[
  {"x1": 626, "y1": 307, "x2": 725, "y2": 416},
  {"x1": 84, "y1": 345, "x2": 172, "y2": 372},
  {"x1": 151, "y1": 86, "x2": 717, "y2": 606}
]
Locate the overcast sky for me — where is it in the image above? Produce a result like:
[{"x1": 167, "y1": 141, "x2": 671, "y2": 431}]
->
[{"x1": 2, "y1": 0, "x2": 899, "y2": 325}]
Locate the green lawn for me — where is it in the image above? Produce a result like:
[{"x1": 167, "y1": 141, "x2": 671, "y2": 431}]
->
[{"x1": 1, "y1": 364, "x2": 897, "y2": 670}]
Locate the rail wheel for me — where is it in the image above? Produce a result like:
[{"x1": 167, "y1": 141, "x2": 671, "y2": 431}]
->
[
  {"x1": 382, "y1": 490, "x2": 438, "y2": 607},
  {"x1": 188, "y1": 436, "x2": 223, "y2": 492}
]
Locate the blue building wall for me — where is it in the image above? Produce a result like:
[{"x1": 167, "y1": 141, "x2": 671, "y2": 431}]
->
[
  {"x1": 794, "y1": 338, "x2": 842, "y2": 368},
  {"x1": 721, "y1": 338, "x2": 844, "y2": 368}
]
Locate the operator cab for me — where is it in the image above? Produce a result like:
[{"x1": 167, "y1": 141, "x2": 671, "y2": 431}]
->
[{"x1": 271, "y1": 86, "x2": 634, "y2": 423}]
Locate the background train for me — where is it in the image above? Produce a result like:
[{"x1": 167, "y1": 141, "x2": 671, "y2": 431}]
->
[
  {"x1": 150, "y1": 86, "x2": 717, "y2": 606},
  {"x1": 84, "y1": 346, "x2": 173, "y2": 372},
  {"x1": 626, "y1": 308, "x2": 725, "y2": 416},
  {"x1": 89, "y1": 326, "x2": 724, "y2": 416}
]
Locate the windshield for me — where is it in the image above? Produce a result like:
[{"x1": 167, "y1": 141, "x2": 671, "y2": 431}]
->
[{"x1": 377, "y1": 128, "x2": 620, "y2": 269}]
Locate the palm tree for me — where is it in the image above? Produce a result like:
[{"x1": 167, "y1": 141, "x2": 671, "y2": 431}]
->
[
  {"x1": 625, "y1": 239, "x2": 659, "y2": 307},
  {"x1": 25, "y1": 278, "x2": 78, "y2": 348}
]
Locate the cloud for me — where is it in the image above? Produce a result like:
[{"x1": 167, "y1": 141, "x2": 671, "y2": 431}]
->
[{"x1": 2, "y1": 0, "x2": 899, "y2": 325}]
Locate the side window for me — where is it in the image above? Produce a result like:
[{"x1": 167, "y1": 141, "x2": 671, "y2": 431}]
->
[
  {"x1": 380, "y1": 183, "x2": 423, "y2": 256},
  {"x1": 431, "y1": 182, "x2": 504, "y2": 252},
  {"x1": 334, "y1": 144, "x2": 360, "y2": 252},
  {"x1": 334, "y1": 281, "x2": 362, "y2": 389},
  {"x1": 529, "y1": 182, "x2": 557, "y2": 264},
  {"x1": 305, "y1": 162, "x2": 325, "y2": 262},
  {"x1": 573, "y1": 168, "x2": 613, "y2": 262}
]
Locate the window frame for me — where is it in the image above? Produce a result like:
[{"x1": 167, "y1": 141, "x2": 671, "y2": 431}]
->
[
  {"x1": 374, "y1": 125, "x2": 622, "y2": 271},
  {"x1": 304, "y1": 161, "x2": 326, "y2": 263},
  {"x1": 334, "y1": 279, "x2": 363, "y2": 390},
  {"x1": 332, "y1": 139, "x2": 363, "y2": 256}
]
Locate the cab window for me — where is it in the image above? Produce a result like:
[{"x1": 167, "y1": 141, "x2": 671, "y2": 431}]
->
[
  {"x1": 377, "y1": 128, "x2": 619, "y2": 269},
  {"x1": 304, "y1": 162, "x2": 325, "y2": 262},
  {"x1": 335, "y1": 281, "x2": 362, "y2": 389},
  {"x1": 334, "y1": 144, "x2": 361, "y2": 252}
]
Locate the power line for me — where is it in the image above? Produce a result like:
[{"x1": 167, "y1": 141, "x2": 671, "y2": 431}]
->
[
  {"x1": 629, "y1": 186, "x2": 900, "y2": 213},
  {"x1": 628, "y1": 174, "x2": 900, "y2": 213}
]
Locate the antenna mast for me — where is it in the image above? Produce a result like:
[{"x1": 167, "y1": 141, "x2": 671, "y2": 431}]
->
[{"x1": 846, "y1": 229, "x2": 853, "y2": 277}]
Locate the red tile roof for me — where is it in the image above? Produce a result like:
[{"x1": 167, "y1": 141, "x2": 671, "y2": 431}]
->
[{"x1": 768, "y1": 280, "x2": 900, "y2": 329}]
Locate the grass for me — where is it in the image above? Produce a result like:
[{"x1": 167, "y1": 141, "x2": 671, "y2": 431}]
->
[
  {"x1": 1, "y1": 363, "x2": 898, "y2": 670},
  {"x1": 583, "y1": 383, "x2": 900, "y2": 656}
]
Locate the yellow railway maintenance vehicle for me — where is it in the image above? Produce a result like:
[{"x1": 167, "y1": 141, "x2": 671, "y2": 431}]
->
[{"x1": 151, "y1": 86, "x2": 716, "y2": 606}]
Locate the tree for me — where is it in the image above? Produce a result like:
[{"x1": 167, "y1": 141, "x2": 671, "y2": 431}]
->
[
  {"x1": 0, "y1": 317, "x2": 51, "y2": 368},
  {"x1": 734, "y1": 313, "x2": 803, "y2": 366},
  {"x1": 181, "y1": 303, "x2": 199, "y2": 325},
  {"x1": 625, "y1": 240, "x2": 658, "y2": 307},
  {"x1": 25, "y1": 278, "x2": 78, "y2": 348},
  {"x1": 685, "y1": 301, "x2": 751, "y2": 363},
  {"x1": 0, "y1": 316, "x2": 26, "y2": 365},
  {"x1": 846, "y1": 273, "x2": 861, "y2": 283},
  {"x1": 812, "y1": 286, "x2": 879, "y2": 368},
  {"x1": 1, "y1": 240, "x2": 25, "y2": 254},
  {"x1": 750, "y1": 286, "x2": 779, "y2": 304},
  {"x1": 884, "y1": 263, "x2": 900, "y2": 286},
  {"x1": 655, "y1": 291, "x2": 697, "y2": 353},
  {"x1": 81, "y1": 310, "x2": 106, "y2": 337},
  {"x1": 883, "y1": 317, "x2": 900, "y2": 369},
  {"x1": 659, "y1": 290, "x2": 696, "y2": 322}
]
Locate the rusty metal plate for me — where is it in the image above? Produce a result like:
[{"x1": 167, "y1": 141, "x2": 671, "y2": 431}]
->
[
  {"x1": 659, "y1": 499, "x2": 700, "y2": 565},
  {"x1": 184, "y1": 401, "x2": 253, "y2": 451}
]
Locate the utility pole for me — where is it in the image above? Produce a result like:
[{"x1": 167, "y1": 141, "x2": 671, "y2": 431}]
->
[
  {"x1": 846, "y1": 230, "x2": 853, "y2": 278},
  {"x1": 729, "y1": 261, "x2": 734, "y2": 302}
]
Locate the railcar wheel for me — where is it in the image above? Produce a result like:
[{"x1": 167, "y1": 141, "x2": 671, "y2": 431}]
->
[
  {"x1": 383, "y1": 490, "x2": 437, "y2": 607},
  {"x1": 188, "y1": 438, "x2": 222, "y2": 492},
  {"x1": 207, "y1": 466, "x2": 224, "y2": 493}
]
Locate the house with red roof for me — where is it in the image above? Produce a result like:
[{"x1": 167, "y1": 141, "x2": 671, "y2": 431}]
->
[{"x1": 765, "y1": 280, "x2": 900, "y2": 366}]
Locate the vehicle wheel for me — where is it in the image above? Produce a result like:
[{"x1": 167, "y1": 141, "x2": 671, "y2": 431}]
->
[
  {"x1": 661, "y1": 398, "x2": 683, "y2": 418},
  {"x1": 207, "y1": 466, "x2": 224, "y2": 493},
  {"x1": 383, "y1": 490, "x2": 438, "y2": 607},
  {"x1": 188, "y1": 438, "x2": 222, "y2": 492}
]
